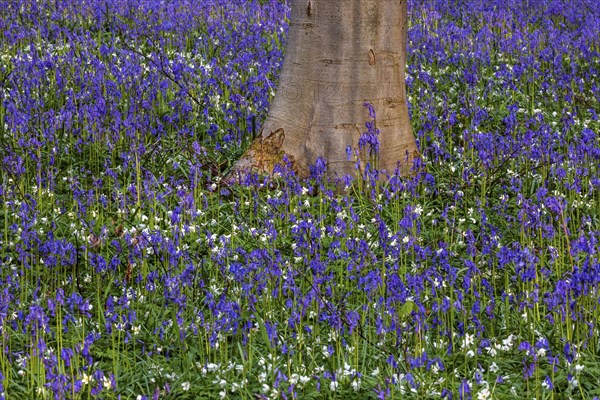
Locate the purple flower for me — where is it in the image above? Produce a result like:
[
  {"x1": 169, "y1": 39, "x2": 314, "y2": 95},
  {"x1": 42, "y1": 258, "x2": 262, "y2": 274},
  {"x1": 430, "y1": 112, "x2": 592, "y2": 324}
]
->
[
  {"x1": 441, "y1": 388, "x2": 453, "y2": 399},
  {"x1": 458, "y1": 380, "x2": 471, "y2": 400}
]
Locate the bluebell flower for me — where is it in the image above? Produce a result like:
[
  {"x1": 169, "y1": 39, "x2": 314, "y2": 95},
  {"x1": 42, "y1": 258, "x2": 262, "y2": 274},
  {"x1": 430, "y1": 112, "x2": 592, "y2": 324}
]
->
[{"x1": 458, "y1": 380, "x2": 471, "y2": 400}]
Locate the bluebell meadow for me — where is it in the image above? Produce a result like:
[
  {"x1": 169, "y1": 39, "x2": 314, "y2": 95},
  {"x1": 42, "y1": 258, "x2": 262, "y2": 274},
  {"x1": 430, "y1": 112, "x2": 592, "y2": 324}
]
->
[{"x1": 0, "y1": 0, "x2": 599, "y2": 398}]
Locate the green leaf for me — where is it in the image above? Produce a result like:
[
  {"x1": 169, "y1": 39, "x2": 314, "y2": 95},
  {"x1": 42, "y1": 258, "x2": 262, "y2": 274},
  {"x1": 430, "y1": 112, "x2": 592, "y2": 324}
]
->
[
  {"x1": 398, "y1": 301, "x2": 415, "y2": 318},
  {"x1": 255, "y1": 314, "x2": 272, "y2": 350}
]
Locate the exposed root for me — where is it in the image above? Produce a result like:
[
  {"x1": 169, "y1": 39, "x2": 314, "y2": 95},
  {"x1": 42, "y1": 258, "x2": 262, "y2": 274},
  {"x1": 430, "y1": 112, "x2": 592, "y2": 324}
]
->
[{"x1": 223, "y1": 128, "x2": 297, "y2": 185}]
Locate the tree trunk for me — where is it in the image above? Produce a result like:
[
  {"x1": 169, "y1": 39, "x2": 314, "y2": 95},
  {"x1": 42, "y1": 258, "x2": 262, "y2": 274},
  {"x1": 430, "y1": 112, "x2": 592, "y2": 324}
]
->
[{"x1": 232, "y1": 0, "x2": 418, "y2": 181}]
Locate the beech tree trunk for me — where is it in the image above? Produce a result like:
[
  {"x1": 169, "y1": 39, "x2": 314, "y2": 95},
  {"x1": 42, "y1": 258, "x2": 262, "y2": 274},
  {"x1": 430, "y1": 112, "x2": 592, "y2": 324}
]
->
[{"x1": 232, "y1": 0, "x2": 418, "y2": 180}]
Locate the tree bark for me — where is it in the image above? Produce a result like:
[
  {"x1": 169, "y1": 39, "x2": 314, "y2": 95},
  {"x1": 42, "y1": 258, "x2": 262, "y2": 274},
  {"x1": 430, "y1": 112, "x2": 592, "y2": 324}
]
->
[{"x1": 232, "y1": 0, "x2": 418, "y2": 181}]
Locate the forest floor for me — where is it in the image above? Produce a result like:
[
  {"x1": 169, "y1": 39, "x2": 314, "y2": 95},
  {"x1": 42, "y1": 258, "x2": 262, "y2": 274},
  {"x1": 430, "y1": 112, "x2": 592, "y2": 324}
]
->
[{"x1": 1, "y1": 0, "x2": 600, "y2": 398}]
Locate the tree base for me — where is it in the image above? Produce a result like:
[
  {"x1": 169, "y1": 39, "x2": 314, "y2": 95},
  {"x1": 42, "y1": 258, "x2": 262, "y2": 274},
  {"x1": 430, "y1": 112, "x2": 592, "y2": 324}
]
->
[{"x1": 224, "y1": 128, "x2": 303, "y2": 185}]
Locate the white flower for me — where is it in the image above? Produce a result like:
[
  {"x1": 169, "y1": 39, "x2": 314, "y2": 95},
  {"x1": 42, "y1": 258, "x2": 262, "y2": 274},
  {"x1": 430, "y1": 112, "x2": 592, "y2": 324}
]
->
[
  {"x1": 82, "y1": 373, "x2": 93, "y2": 385},
  {"x1": 462, "y1": 333, "x2": 474, "y2": 349},
  {"x1": 103, "y1": 375, "x2": 112, "y2": 389},
  {"x1": 502, "y1": 334, "x2": 516, "y2": 347},
  {"x1": 329, "y1": 381, "x2": 339, "y2": 391},
  {"x1": 258, "y1": 372, "x2": 267, "y2": 383},
  {"x1": 206, "y1": 363, "x2": 219, "y2": 372},
  {"x1": 477, "y1": 385, "x2": 491, "y2": 400},
  {"x1": 489, "y1": 362, "x2": 499, "y2": 373},
  {"x1": 536, "y1": 348, "x2": 546, "y2": 357},
  {"x1": 182, "y1": 382, "x2": 190, "y2": 391}
]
